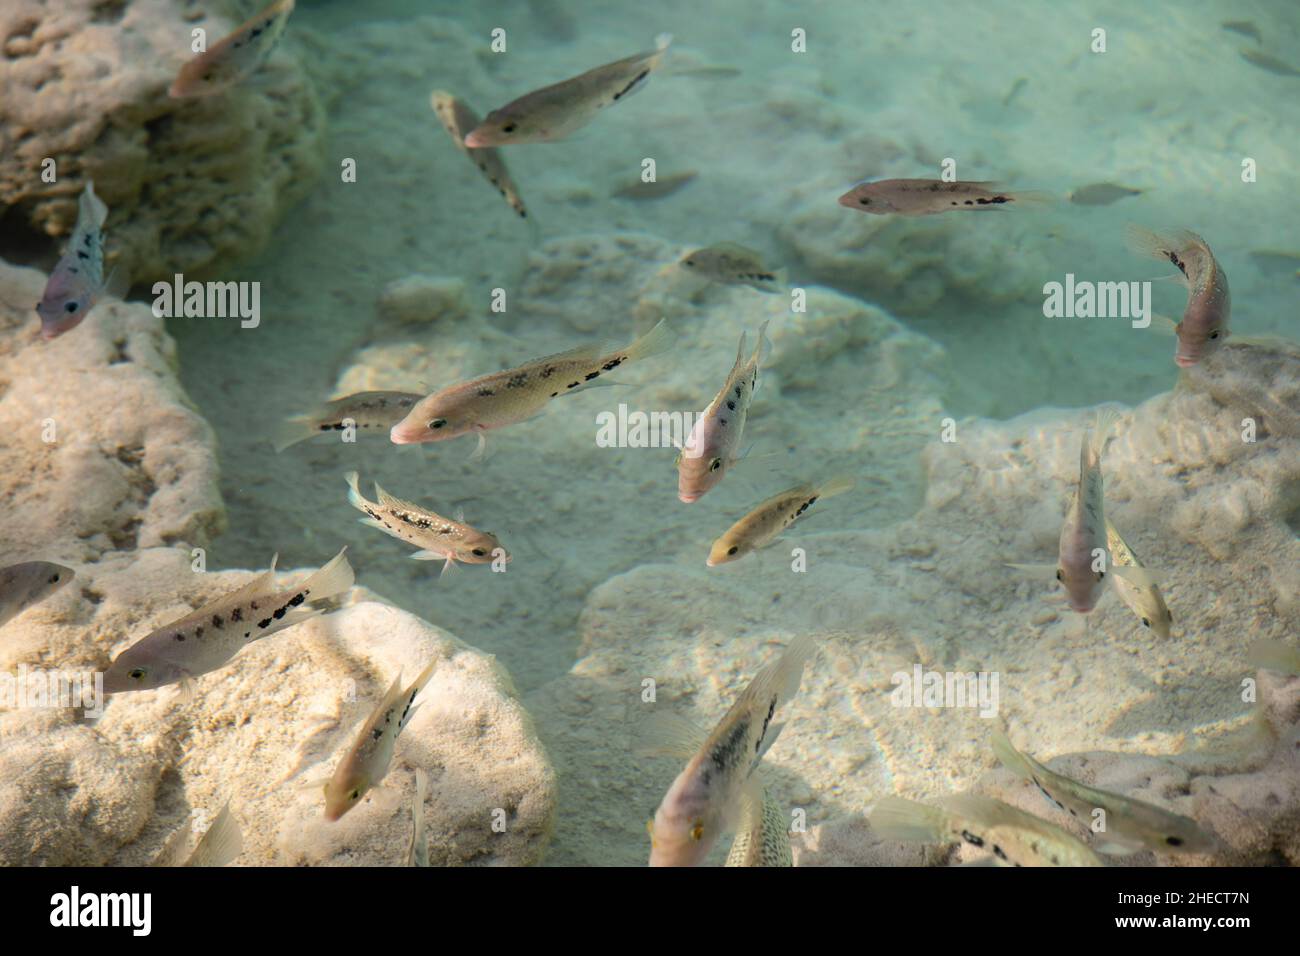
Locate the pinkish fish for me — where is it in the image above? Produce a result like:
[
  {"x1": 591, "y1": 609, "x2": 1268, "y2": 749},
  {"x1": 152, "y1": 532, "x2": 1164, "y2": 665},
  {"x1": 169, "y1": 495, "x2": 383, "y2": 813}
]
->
[
  {"x1": 169, "y1": 0, "x2": 295, "y2": 99},
  {"x1": 35, "y1": 182, "x2": 110, "y2": 340},
  {"x1": 838, "y1": 178, "x2": 1048, "y2": 216},
  {"x1": 1127, "y1": 226, "x2": 1231, "y2": 367}
]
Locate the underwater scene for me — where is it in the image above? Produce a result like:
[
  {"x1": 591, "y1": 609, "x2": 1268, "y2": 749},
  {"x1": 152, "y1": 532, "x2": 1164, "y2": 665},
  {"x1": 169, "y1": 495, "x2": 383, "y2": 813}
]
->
[{"x1": 0, "y1": 0, "x2": 1297, "y2": 870}]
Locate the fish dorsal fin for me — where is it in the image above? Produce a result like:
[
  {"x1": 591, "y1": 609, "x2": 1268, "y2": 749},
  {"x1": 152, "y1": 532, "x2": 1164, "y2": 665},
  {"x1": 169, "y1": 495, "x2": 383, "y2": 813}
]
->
[
  {"x1": 374, "y1": 482, "x2": 445, "y2": 522},
  {"x1": 207, "y1": 555, "x2": 279, "y2": 610}
]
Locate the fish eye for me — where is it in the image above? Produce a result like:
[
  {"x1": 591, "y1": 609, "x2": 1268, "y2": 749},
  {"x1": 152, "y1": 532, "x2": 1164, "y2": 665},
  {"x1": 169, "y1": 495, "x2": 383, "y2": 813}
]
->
[
  {"x1": 349, "y1": 789, "x2": 360, "y2": 801},
  {"x1": 429, "y1": 419, "x2": 447, "y2": 429},
  {"x1": 727, "y1": 546, "x2": 739, "y2": 556},
  {"x1": 64, "y1": 301, "x2": 79, "y2": 313},
  {"x1": 690, "y1": 822, "x2": 705, "y2": 842},
  {"x1": 1141, "y1": 617, "x2": 1151, "y2": 628},
  {"x1": 1209, "y1": 331, "x2": 1220, "y2": 339},
  {"x1": 128, "y1": 668, "x2": 146, "y2": 680},
  {"x1": 859, "y1": 197, "x2": 871, "y2": 205},
  {"x1": 1098, "y1": 570, "x2": 1105, "y2": 580},
  {"x1": 1166, "y1": 609, "x2": 1173, "y2": 621},
  {"x1": 683, "y1": 259, "x2": 695, "y2": 267},
  {"x1": 1165, "y1": 835, "x2": 1183, "y2": 847},
  {"x1": 708, "y1": 458, "x2": 722, "y2": 472},
  {"x1": 502, "y1": 122, "x2": 517, "y2": 133},
  {"x1": 1054, "y1": 570, "x2": 1063, "y2": 581},
  {"x1": 471, "y1": 548, "x2": 486, "y2": 556}
]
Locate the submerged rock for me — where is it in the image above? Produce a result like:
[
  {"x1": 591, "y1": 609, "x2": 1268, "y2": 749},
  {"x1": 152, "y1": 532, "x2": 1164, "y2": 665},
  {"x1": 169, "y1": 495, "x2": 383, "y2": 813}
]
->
[{"x1": 0, "y1": 0, "x2": 325, "y2": 281}]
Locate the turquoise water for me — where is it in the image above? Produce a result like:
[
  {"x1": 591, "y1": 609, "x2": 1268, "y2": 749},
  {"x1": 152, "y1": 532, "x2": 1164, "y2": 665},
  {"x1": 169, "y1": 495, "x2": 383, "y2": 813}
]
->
[{"x1": 3, "y1": 0, "x2": 1297, "y2": 868}]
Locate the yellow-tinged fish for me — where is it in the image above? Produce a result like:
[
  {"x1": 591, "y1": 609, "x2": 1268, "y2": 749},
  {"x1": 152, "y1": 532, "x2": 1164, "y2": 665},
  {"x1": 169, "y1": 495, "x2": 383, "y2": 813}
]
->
[
  {"x1": 324, "y1": 659, "x2": 437, "y2": 821},
  {"x1": 725, "y1": 787, "x2": 793, "y2": 867},
  {"x1": 677, "y1": 322, "x2": 769, "y2": 504},
  {"x1": 639, "y1": 635, "x2": 816, "y2": 867},
  {"x1": 838, "y1": 179, "x2": 1049, "y2": 216},
  {"x1": 870, "y1": 793, "x2": 1103, "y2": 866},
  {"x1": 707, "y1": 477, "x2": 854, "y2": 567},
  {"x1": 344, "y1": 471, "x2": 507, "y2": 574},
  {"x1": 103, "y1": 548, "x2": 354, "y2": 694},
  {"x1": 1248, "y1": 639, "x2": 1300, "y2": 675},
  {"x1": 431, "y1": 91, "x2": 529, "y2": 219},
  {"x1": 275, "y1": 391, "x2": 424, "y2": 452},
  {"x1": 680, "y1": 243, "x2": 783, "y2": 294},
  {"x1": 462, "y1": 34, "x2": 672, "y2": 146},
  {"x1": 992, "y1": 732, "x2": 1216, "y2": 856},
  {"x1": 1104, "y1": 519, "x2": 1172, "y2": 638},
  {"x1": 152, "y1": 801, "x2": 243, "y2": 867},
  {"x1": 1007, "y1": 409, "x2": 1149, "y2": 614},
  {"x1": 169, "y1": 0, "x2": 294, "y2": 99},
  {"x1": 36, "y1": 182, "x2": 111, "y2": 340},
  {"x1": 0, "y1": 561, "x2": 75, "y2": 628},
  {"x1": 1126, "y1": 226, "x2": 1231, "y2": 367},
  {"x1": 390, "y1": 319, "x2": 674, "y2": 449},
  {"x1": 407, "y1": 769, "x2": 430, "y2": 866}
]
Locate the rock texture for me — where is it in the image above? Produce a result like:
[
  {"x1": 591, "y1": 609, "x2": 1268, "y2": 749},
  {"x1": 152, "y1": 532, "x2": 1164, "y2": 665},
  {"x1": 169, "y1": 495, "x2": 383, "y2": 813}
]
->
[{"x1": 0, "y1": 0, "x2": 325, "y2": 280}]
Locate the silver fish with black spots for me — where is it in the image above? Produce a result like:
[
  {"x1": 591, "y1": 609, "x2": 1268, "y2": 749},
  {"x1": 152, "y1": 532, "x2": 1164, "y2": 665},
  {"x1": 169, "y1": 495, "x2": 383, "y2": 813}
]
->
[
  {"x1": 0, "y1": 561, "x2": 75, "y2": 629},
  {"x1": 169, "y1": 0, "x2": 295, "y2": 98},
  {"x1": 679, "y1": 243, "x2": 783, "y2": 294},
  {"x1": 275, "y1": 391, "x2": 423, "y2": 452},
  {"x1": 838, "y1": 178, "x2": 1048, "y2": 216}
]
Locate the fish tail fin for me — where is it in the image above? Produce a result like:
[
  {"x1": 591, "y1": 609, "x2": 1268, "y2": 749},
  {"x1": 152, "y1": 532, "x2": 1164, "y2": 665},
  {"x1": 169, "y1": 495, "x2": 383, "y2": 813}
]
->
[
  {"x1": 1007, "y1": 189, "x2": 1056, "y2": 206},
  {"x1": 816, "y1": 475, "x2": 855, "y2": 500},
  {"x1": 80, "y1": 181, "x2": 108, "y2": 230},
  {"x1": 273, "y1": 416, "x2": 317, "y2": 453},
  {"x1": 404, "y1": 656, "x2": 438, "y2": 702},
  {"x1": 1247, "y1": 639, "x2": 1300, "y2": 675},
  {"x1": 752, "y1": 319, "x2": 772, "y2": 367},
  {"x1": 623, "y1": 318, "x2": 675, "y2": 364},
  {"x1": 187, "y1": 803, "x2": 243, "y2": 867},
  {"x1": 343, "y1": 471, "x2": 366, "y2": 511},
  {"x1": 300, "y1": 547, "x2": 355, "y2": 607},
  {"x1": 1090, "y1": 407, "x2": 1121, "y2": 461},
  {"x1": 869, "y1": 796, "x2": 946, "y2": 843},
  {"x1": 649, "y1": 33, "x2": 673, "y2": 69},
  {"x1": 655, "y1": 32, "x2": 674, "y2": 52},
  {"x1": 990, "y1": 730, "x2": 1036, "y2": 782}
]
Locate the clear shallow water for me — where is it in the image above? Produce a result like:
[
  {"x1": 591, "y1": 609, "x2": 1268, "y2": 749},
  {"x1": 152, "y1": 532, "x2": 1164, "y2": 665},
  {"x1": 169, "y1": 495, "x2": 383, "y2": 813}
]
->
[{"x1": 152, "y1": 0, "x2": 1299, "y2": 864}]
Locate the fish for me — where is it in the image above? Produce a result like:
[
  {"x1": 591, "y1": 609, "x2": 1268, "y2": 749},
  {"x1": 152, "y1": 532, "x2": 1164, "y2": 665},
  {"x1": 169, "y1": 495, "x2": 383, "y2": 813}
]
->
[
  {"x1": 344, "y1": 471, "x2": 507, "y2": 575},
  {"x1": 390, "y1": 319, "x2": 675, "y2": 449},
  {"x1": 274, "y1": 391, "x2": 424, "y2": 452},
  {"x1": 152, "y1": 801, "x2": 243, "y2": 867},
  {"x1": 103, "y1": 548, "x2": 354, "y2": 694},
  {"x1": 35, "y1": 182, "x2": 111, "y2": 340},
  {"x1": 1247, "y1": 249, "x2": 1300, "y2": 275},
  {"x1": 430, "y1": 91, "x2": 529, "y2": 219},
  {"x1": 610, "y1": 169, "x2": 698, "y2": 200},
  {"x1": 724, "y1": 787, "x2": 793, "y2": 867},
  {"x1": 1240, "y1": 48, "x2": 1300, "y2": 77},
  {"x1": 707, "y1": 477, "x2": 855, "y2": 567},
  {"x1": 0, "y1": 561, "x2": 75, "y2": 629},
  {"x1": 1221, "y1": 20, "x2": 1262, "y2": 44},
  {"x1": 324, "y1": 658, "x2": 437, "y2": 821},
  {"x1": 679, "y1": 243, "x2": 783, "y2": 294},
  {"x1": 462, "y1": 34, "x2": 672, "y2": 146},
  {"x1": 1068, "y1": 183, "x2": 1143, "y2": 206},
  {"x1": 676, "y1": 322, "x2": 770, "y2": 504},
  {"x1": 169, "y1": 0, "x2": 295, "y2": 99},
  {"x1": 1104, "y1": 519, "x2": 1172, "y2": 638},
  {"x1": 992, "y1": 731, "x2": 1216, "y2": 855},
  {"x1": 639, "y1": 635, "x2": 816, "y2": 867},
  {"x1": 407, "y1": 769, "x2": 430, "y2": 866},
  {"x1": 837, "y1": 178, "x2": 1048, "y2": 216},
  {"x1": 1001, "y1": 77, "x2": 1028, "y2": 107},
  {"x1": 870, "y1": 793, "x2": 1104, "y2": 866},
  {"x1": 1126, "y1": 226, "x2": 1231, "y2": 367},
  {"x1": 1247, "y1": 639, "x2": 1300, "y2": 675},
  {"x1": 1007, "y1": 409, "x2": 1149, "y2": 614}
]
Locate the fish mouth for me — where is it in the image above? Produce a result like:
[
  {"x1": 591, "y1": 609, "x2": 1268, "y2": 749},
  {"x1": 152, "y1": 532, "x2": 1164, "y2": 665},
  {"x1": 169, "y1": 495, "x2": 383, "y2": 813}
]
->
[
  {"x1": 1174, "y1": 355, "x2": 1197, "y2": 368},
  {"x1": 389, "y1": 424, "x2": 420, "y2": 445},
  {"x1": 463, "y1": 129, "x2": 489, "y2": 148},
  {"x1": 678, "y1": 492, "x2": 700, "y2": 504}
]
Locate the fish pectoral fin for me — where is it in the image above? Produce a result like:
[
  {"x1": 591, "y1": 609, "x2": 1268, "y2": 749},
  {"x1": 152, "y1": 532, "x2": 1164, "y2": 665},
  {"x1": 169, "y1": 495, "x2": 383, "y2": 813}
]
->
[
  {"x1": 1005, "y1": 562, "x2": 1059, "y2": 580},
  {"x1": 409, "y1": 549, "x2": 445, "y2": 561},
  {"x1": 468, "y1": 432, "x2": 488, "y2": 462},
  {"x1": 1147, "y1": 313, "x2": 1179, "y2": 336},
  {"x1": 632, "y1": 710, "x2": 709, "y2": 759},
  {"x1": 1109, "y1": 564, "x2": 1165, "y2": 588},
  {"x1": 293, "y1": 774, "x2": 331, "y2": 793},
  {"x1": 1093, "y1": 840, "x2": 1142, "y2": 856},
  {"x1": 438, "y1": 556, "x2": 459, "y2": 579},
  {"x1": 104, "y1": 266, "x2": 131, "y2": 301}
]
